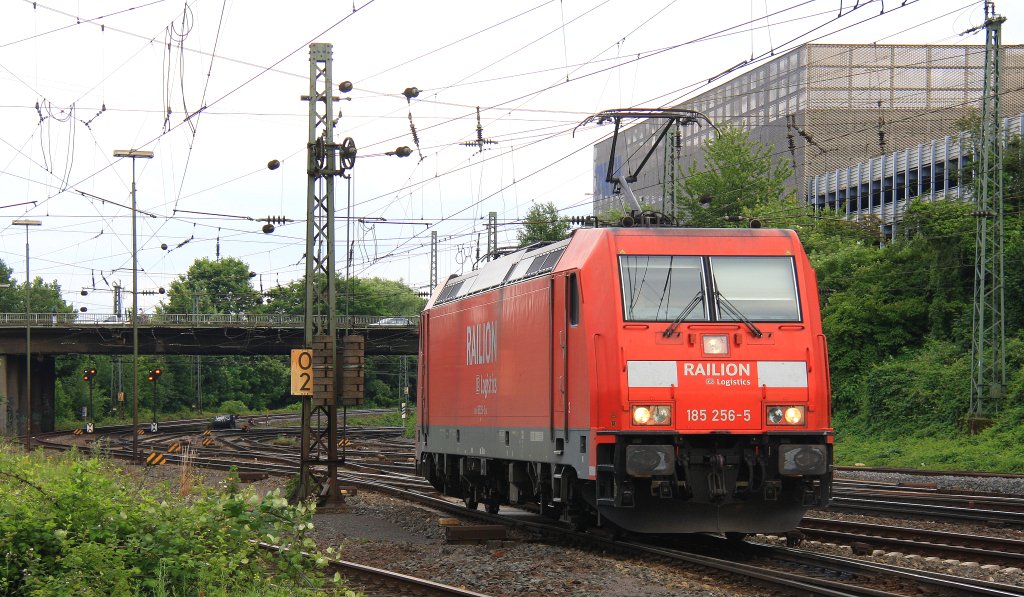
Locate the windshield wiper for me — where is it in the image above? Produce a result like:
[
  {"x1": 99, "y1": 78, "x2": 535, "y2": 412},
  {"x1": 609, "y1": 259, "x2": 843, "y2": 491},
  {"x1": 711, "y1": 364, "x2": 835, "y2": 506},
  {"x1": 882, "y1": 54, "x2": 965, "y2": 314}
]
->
[
  {"x1": 662, "y1": 290, "x2": 703, "y2": 338},
  {"x1": 715, "y1": 291, "x2": 763, "y2": 338}
]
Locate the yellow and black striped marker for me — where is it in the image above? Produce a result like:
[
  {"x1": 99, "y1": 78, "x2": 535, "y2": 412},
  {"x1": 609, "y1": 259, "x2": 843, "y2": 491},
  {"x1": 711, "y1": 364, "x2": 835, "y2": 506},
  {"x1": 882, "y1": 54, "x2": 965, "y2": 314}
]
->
[
  {"x1": 337, "y1": 438, "x2": 352, "y2": 447},
  {"x1": 72, "y1": 428, "x2": 83, "y2": 436},
  {"x1": 203, "y1": 430, "x2": 212, "y2": 437},
  {"x1": 136, "y1": 429, "x2": 145, "y2": 436},
  {"x1": 167, "y1": 442, "x2": 181, "y2": 453},
  {"x1": 146, "y1": 452, "x2": 167, "y2": 466},
  {"x1": 202, "y1": 438, "x2": 215, "y2": 447}
]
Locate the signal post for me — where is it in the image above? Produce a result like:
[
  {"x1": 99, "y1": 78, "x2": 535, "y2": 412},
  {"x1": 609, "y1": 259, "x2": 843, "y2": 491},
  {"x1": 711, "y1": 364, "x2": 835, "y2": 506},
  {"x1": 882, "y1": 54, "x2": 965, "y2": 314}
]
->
[
  {"x1": 82, "y1": 367, "x2": 96, "y2": 432},
  {"x1": 294, "y1": 42, "x2": 360, "y2": 508}
]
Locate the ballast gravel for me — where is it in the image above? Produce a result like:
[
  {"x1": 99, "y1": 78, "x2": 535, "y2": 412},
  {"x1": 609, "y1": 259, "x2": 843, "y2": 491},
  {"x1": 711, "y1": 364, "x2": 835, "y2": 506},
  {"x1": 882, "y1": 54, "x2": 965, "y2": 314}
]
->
[
  {"x1": 123, "y1": 461, "x2": 753, "y2": 596},
  {"x1": 308, "y1": 491, "x2": 756, "y2": 597},
  {"x1": 837, "y1": 469, "x2": 1024, "y2": 495},
  {"x1": 121, "y1": 456, "x2": 1024, "y2": 595}
]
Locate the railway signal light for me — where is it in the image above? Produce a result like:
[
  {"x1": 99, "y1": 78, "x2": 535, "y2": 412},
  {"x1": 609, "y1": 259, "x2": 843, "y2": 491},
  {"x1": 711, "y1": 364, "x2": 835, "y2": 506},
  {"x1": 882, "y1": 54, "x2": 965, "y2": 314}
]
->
[
  {"x1": 83, "y1": 368, "x2": 97, "y2": 382},
  {"x1": 147, "y1": 368, "x2": 162, "y2": 382}
]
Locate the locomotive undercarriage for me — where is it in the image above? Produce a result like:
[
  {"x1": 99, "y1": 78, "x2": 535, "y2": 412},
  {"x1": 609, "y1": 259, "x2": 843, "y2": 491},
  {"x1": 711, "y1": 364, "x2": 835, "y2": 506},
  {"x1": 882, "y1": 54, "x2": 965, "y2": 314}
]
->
[
  {"x1": 418, "y1": 432, "x2": 831, "y2": 534},
  {"x1": 592, "y1": 433, "x2": 832, "y2": 533},
  {"x1": 419, "y1": 451, "x2": 595, "y2": 528}
]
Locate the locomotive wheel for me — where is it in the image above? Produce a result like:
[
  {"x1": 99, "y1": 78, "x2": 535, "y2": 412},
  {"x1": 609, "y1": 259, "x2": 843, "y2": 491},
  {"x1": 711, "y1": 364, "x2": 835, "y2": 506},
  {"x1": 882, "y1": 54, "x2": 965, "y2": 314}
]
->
[
  {"x1": 485, "y1": 499, "x2": 500, "y2": 515},
  {"x1": 464, "y1": 494, "x2": 479, "y2": 510}
]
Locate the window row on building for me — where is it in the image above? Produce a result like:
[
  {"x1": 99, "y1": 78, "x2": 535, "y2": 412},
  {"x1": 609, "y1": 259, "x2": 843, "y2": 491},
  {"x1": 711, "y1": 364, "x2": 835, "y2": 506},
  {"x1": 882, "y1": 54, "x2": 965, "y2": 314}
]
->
[{"x1": 804, "y1": 113, "x2": 1024, "y2": 236}]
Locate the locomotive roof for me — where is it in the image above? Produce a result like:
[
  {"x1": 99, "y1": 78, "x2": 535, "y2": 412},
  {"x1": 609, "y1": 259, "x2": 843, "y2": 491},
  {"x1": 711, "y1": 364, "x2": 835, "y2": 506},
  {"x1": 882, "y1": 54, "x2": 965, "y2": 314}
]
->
[
  {"x1": 427, "y1": 237, "x2": 572, "y2": 308},
  {"x1": 424, "y1": 226, "x2": 800, "y2": 309}
]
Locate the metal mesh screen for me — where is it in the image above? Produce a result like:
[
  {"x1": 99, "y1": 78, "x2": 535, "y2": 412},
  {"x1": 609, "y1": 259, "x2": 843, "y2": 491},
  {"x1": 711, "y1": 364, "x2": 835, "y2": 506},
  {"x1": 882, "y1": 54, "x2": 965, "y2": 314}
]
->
[{"x1": 592, "y1": 43, "x2": 1024, "y2": 216}]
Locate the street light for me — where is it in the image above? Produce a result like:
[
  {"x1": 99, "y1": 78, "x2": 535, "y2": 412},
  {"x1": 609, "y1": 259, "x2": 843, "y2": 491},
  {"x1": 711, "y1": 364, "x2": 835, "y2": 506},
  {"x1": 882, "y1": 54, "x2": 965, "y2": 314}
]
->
[
  {"x1": 113, "y1": 148, "x2": 153, "y2": 463},
  {"x1": 12, "y1": 218, "x2": 41, "y2": 451}
]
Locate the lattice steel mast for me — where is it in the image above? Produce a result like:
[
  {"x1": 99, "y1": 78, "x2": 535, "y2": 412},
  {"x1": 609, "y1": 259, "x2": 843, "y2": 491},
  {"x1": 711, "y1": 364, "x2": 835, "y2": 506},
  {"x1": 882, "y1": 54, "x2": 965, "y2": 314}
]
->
[
  {"x1": 430, "y1": 230, "x2": 438, "y2": 289},
  {"x1": 486, "y1": 212, "x2": 497, "y2": 261},
  {"x1": 299, "y1": 43, "x2": 356, "y2": 503},
  {"x1": 969, "y1": 2, "x2": 1006, "y2": 423}
]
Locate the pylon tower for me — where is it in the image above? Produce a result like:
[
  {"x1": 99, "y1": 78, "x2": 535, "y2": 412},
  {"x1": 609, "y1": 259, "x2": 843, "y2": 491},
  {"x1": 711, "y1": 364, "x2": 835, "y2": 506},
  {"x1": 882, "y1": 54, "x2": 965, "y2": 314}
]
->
[
  {"x1": 969, "y1": 3, "x2": 1006, "y2": 424},
  {"x1": 299, "y1": 43, "x2": 355, "y2": 503}
]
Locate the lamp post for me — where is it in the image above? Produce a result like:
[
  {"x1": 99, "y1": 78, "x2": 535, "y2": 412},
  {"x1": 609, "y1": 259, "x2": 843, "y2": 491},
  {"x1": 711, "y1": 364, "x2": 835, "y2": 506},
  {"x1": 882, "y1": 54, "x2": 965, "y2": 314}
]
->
[
  {"x1": 12, "y1": 218, "x2": 41, "y2": 451},
  {"x1": 113, "y1": 148, "x2": 153, "y2": 463}
]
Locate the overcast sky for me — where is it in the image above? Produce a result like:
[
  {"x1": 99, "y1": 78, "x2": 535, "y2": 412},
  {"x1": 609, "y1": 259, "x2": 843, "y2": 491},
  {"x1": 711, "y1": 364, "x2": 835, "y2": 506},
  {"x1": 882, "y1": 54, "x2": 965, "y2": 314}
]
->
[{"x1": 1, "y1": 0, "x2": 1021, "y2": 313}]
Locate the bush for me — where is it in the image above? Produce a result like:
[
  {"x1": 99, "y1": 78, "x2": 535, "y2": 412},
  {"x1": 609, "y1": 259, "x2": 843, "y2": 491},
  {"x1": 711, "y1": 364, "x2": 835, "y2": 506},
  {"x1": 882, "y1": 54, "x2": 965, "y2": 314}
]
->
[
  {"x1": 0, "y1": 444, "x2": 353, "y2": 595},
  {"x1": 218, "y1": 399, "x2": 249, "y2": 414}
]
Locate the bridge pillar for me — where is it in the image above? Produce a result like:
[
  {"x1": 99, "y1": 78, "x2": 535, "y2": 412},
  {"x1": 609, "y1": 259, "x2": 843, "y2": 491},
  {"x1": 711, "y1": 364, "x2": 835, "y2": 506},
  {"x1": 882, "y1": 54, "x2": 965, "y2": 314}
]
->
[{"x1": 1, "y1": 355, "x2": 56, "y2": 438}]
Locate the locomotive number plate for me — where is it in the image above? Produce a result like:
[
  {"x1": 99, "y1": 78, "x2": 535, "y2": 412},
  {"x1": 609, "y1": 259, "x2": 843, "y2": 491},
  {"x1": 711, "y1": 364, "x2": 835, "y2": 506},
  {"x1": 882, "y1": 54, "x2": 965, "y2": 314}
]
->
[{"x1": 685, "y1": 409, "x2": 752, "y2": 423}]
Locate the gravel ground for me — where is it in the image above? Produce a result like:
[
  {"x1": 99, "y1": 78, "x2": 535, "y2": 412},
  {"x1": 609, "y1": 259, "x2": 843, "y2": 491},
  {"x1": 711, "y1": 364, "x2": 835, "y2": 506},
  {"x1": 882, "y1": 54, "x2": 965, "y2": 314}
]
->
[
  {"x1": 308, "y1": 491, "x2": 758, "y2": 597},
  {"x1": 837, "y1": 469, "x2": 1024, "y2": 495},
  {"x1": 119, "y1": 460, "x2": 755, "y2": 596},
  {"x1": 102, "y1": 448, "x2": 1024, "y2": 595}
]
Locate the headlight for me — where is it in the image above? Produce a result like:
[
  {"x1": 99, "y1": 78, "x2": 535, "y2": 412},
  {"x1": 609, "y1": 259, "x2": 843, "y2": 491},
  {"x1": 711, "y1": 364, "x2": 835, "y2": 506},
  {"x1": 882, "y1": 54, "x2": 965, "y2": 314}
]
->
[
  {"x1": 632, "y1": 405, "x2": 672, "y2": 426},
  {"x1": 702, "y1": 334, "x2": 729, "y2": 355},
  {"x1": 784, "y1": 406, "x2": 804, "y2": 425},
  {"x1": 632, "y1": 406, "x2": 652, "y2": 425},
  {"x1": 767, "y1": 405, "x2": 805, "y2": 426},
  {"x1": 651, "y1": 405, "x2": 671, "y2": 424}
]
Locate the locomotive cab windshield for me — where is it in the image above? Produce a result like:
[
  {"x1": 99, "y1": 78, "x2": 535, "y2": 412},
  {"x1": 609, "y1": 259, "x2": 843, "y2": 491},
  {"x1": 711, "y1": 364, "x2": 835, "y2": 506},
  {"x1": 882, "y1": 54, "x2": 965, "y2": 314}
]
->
[{"x1": 620, "y1": 254, "x2": 801, "y2": 325}]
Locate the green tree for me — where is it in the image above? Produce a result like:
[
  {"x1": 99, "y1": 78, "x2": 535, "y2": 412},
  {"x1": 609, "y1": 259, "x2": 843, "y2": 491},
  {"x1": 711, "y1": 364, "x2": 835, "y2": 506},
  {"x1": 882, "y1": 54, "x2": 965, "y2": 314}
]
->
[
  {"x1": 262, "y1": 275, "x2": 424, "y2": 409},
  {"x1": 155, "y1": 258, "x2": 285, "y2": 413},
  {"x1": 261, "y1": 275, "x2": 424, "y2": 316},
  {"x1": 517, "y1": 202, "x2": 570, "y2": 247},
  {"x1": 159, "y1": 257, "x2": 261, "y2": 315},
  {"x1": 677, "y1": 126, "x2": 794, "y2": 227}
]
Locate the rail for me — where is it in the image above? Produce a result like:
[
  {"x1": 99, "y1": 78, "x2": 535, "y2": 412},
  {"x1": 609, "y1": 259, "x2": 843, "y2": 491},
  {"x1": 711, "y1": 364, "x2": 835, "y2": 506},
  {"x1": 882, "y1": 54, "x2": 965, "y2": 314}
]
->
[{"x1": 0, "y1": 313, "x2": 419, "y2": 329}]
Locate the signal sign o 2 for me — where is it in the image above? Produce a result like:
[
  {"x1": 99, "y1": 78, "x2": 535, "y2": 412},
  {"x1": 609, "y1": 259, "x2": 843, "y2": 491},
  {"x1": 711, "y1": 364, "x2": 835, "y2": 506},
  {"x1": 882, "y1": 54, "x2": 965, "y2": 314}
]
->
[{"x1": 291, "y1": 349, "x2": 313, "y2": 396}]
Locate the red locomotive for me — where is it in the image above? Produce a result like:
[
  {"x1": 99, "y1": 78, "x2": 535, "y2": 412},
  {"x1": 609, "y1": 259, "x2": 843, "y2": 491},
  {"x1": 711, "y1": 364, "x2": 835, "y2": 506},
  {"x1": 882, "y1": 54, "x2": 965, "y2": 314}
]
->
[{"x1": 416, "y1": 226, "x2": 832, "y2": 533}]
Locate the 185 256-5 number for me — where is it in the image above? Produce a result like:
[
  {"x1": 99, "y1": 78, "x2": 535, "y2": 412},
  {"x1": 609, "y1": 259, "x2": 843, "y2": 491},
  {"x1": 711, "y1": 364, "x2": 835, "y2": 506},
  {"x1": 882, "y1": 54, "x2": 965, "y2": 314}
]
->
[{"x1": 686, "y1": 409, "x2": 751, "y2": 422}]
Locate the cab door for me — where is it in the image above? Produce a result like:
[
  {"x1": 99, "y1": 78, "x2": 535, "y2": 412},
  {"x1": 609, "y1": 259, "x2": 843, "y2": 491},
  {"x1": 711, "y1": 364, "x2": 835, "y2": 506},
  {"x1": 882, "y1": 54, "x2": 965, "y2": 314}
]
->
[{"x1": 551, "y1": 271, "x2": 580, "y2": 452}]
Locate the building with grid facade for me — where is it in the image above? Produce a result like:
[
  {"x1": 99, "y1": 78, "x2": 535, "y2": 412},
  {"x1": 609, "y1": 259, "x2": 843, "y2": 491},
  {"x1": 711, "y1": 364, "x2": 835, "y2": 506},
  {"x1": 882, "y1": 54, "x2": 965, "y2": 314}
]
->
[{"x1": 592, "y1": 43, "x2": 1024, "y2": 223}]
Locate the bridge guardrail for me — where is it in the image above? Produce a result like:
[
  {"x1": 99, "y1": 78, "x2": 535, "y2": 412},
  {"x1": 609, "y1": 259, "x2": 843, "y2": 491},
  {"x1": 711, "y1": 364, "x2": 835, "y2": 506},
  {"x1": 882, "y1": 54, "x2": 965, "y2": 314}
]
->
[{"x1": 0, "y1": 313, "x2": 419, "y2": 329}]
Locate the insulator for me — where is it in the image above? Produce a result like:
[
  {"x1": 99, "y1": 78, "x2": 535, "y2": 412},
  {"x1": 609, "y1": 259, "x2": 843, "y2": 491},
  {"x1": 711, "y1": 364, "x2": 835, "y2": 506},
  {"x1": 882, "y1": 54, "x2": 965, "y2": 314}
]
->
[
  {"x1": 403, "y1": 87, "x2": 420, "y2": 100},
  {"x1": 339, "y1": 81, "x2": 353, "y2": 93},
  {"x1": 267, "y1": 159, "x2": 281, "y2": 170}
]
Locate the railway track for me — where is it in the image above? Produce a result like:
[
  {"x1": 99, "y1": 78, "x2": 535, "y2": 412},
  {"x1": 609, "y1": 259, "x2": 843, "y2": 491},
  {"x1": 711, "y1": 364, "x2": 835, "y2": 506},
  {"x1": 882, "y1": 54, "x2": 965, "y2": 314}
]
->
[
  {"x1": 258, "y1": 543, "x2": 488, "y2": 597},
  {"x1": 789, "y1": 516, "x2": 1024, "y2": 568},
  {"x1": 337, "y1": 469, "x2": 1024, "y2": 596},
  {"x1": 37, "y1": 423, "x2": 1024, "y2": 595},
  {"x1": 830, "y1": 478, "x2": 1024, "y2": 526},
  {"x1": 836, "y1": 466, "x2": 1024, "y2": 480}
]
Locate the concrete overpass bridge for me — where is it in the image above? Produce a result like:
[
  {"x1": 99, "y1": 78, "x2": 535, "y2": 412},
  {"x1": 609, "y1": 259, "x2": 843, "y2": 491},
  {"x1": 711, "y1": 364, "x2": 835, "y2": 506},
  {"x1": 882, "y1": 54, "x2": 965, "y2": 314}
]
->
[{"x1": 0, "y1": 312, "x2": 419, "y2": 438}]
